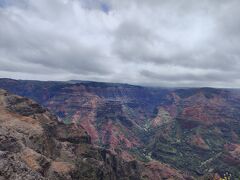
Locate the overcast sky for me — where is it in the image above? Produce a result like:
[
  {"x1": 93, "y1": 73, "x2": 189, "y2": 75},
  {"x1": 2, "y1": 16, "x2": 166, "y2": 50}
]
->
[{"x1": 0, "y1": 0, "x2": 240, "y2": 87}]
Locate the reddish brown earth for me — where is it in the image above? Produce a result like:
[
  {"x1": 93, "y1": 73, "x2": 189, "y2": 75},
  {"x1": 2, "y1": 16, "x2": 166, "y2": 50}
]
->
[
  {"x1": 101, "y1": 120, "x2": 139, "y2": 151},
  {"x1": 223, "y1": 143, "x2": 240, "y2": 165},
  {"x1": 189, "y1": 135, "x2": 210, "y2": 150},
  {"x1": 0, "y1": 89, "x2": 193, "y2": 180},
  {"x1": 142, "y1": 161, "x2": 190, "y2": 180},
  {"x1": 0, "y1": 79, "x2": 240, "y2": 178}
]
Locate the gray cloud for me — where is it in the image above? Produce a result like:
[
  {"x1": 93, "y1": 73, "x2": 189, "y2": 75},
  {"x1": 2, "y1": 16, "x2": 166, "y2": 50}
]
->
[
  {"x1": 0, "y1": 0, "x2": 240, "y2": 87},
  {"x1": 141, "y1": 70, "x2": 239, "y2": 83}
]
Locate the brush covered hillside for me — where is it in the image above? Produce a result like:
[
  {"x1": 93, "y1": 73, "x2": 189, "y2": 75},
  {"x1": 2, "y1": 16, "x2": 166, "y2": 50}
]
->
[
  {"x1": 0, "y1": 89, "x2": 191, "y2": 180},
  {"x1": 0, "y1": 78, "x2": 240, "y2": 179}
]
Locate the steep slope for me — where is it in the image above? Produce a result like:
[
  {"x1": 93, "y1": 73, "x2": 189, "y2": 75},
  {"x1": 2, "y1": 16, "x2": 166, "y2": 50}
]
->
[
  {"x1": 145, "y1": 89, "x2": 240, "y2": 177},
  {"x1": 0, "y1": 79, "x2": 171, "y2": 153},
  {"x1": 0, "y1": 78, "x2": 240, "y2": 178},
  {"x1": 0, "y1": 89, "x2": 191, "y2": 180}
]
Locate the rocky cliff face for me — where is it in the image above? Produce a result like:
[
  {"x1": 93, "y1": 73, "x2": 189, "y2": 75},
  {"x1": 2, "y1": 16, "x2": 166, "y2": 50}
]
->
[
  {"x1": 0, "y1": 79, "x2": 170, "y2": 152},
  {"x1": 0, "y1": 89, "x2": 191, "y2": 180},
  {"x1": 146, "y1": 89, "x2": 240, "y2": 177},
  {"x1": 0, "y1": 78, "x2": 240, "y2": 179}
]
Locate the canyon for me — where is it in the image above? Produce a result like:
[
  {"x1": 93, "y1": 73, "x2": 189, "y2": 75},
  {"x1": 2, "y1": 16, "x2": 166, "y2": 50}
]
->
[{"x1": 0, "y1": 78, "x2": 239, "y2": 179}]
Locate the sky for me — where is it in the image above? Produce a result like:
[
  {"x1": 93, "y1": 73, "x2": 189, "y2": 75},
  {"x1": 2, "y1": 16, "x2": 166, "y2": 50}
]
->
[{"x1": 0, "y1": 0, "x2": 240, "y2": 87}]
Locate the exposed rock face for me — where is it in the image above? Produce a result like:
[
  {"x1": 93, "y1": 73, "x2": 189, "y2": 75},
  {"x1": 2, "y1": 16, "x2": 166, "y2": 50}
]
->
[
  {"x1": 151, "y1": 107, "x2": 174, "y2": 127},
  {"x1": 0, "y1": 89, "x2": 191, "y2": 180},
  {"x1": 0, "y1": 79, "x2": 240, "y2": 178},
  {"x1": 189, "y1": 135, "x2": 210, "y2": 150}
]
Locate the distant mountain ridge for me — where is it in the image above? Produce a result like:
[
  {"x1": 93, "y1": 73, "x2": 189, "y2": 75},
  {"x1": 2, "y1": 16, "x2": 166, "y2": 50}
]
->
[{"x1": 0, "y1": 78, "x2": 239, "y2": 179}]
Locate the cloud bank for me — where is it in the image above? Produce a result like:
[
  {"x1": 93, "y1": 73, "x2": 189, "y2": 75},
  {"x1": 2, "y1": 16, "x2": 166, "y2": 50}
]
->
[{"x1": 0, "y1": 0, "x2": 240, "y2": 87}]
